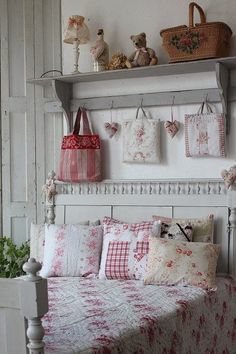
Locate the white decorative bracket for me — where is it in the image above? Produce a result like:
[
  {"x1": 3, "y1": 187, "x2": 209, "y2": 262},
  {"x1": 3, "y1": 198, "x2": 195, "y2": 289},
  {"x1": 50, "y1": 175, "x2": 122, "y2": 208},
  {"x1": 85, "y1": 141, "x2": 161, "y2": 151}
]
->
[
  {"x1": 52, "y1": 80, "x2": 73, "y2": 132},
  {"x1": 21, "y1": 258, "x2": 48, "y2": 354}
]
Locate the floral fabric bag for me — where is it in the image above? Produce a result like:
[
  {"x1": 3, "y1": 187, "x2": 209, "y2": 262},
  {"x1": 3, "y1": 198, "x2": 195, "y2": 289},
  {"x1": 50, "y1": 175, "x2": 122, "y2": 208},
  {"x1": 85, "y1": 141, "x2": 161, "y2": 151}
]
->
[
  {"x1": 185, "y1": 101, "x2": 225, "y2": 157},
  {"x1": 122, "y1": 106, "x2": 160, "y2": 163}
]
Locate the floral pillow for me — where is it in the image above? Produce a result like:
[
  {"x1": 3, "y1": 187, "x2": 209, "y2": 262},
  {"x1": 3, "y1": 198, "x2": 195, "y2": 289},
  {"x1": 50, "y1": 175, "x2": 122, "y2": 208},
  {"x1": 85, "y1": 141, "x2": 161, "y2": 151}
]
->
[
  {"x1": 99, "y1": 219, "x2": 161, "y2": 280},
  {"x1": 144, "y1": 238, "x2": 220, "y2": 290},
  {"x1": 103, "y1": 216, "x2": 154, "y2": 236},
  {"x1": 153, "y1": 215, "x2": 214, "y2": 242},
  {"x1": 40, "y1": 224, "x2": 103, "y2": 278},
  {"x1": 30, "y1": 220, "x2": 100, "y2": 264}
]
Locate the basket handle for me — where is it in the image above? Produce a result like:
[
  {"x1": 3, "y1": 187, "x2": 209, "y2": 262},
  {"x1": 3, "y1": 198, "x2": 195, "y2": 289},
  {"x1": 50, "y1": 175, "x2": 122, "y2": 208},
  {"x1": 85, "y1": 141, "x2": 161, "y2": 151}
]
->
[{"x1": 189, "y1": 2, "x2": 206, "y2": 28}]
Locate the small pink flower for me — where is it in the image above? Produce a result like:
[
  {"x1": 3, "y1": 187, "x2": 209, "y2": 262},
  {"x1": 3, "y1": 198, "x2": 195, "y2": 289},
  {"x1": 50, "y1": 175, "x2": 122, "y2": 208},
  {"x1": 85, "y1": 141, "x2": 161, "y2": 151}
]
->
[
  {"x1": 186, "y1": 250, "x2": 192, "y2": 256},
  {"x1": 166, "y1": 260, "x2": 174, "y2": 268},
  {"x1": 87, "y1": 240, "x2": 97, "y2": 250},
  {"x1": 197, "y1": 131, "x2": 209, "y2": 145},
  {"x1": 180, "y1": 37, "x2": 192, "y2": 46},
  {"x1": 136, "y1": 128, "x2": 144, "y2": 138},
  {"x1": 176, "y1": 247, "x2": 182, "y2": 254},
  {"x1": 86, "y1": 256, "x2": 96, "y2": 266},
  {"x1": 90, "y1": 229, "x2": 98, "y2": 237},
  {"x1": 56, "y1": 248, "x2": 64, "y2": 256}
]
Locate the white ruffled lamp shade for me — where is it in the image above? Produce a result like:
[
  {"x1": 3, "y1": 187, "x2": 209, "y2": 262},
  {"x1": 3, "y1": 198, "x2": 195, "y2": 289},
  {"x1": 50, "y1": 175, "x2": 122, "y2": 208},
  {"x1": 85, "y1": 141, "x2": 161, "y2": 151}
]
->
[{"x1": 64, "y1": 15, "x2": 90, "y2": 73}]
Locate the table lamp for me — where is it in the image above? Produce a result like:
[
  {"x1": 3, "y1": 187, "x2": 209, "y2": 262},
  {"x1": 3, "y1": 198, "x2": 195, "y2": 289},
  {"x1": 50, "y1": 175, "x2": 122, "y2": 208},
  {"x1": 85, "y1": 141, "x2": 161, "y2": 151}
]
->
[{"x1": 64, "y1": 15, "x2": 90, "y2": 73}]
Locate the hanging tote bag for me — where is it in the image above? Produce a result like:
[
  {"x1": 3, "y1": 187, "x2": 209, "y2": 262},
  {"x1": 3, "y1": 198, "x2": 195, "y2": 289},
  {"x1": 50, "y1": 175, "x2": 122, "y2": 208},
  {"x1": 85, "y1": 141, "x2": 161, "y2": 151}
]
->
[
  {"x1": 122, "y1": 106, "x2": 160, "y2": 163},
  {"x1": 57, "y1": 108, "x2": 101, "y2": 182},
  {"x1": 185, "y1": 101, "x2": 225, "y2": 157}
]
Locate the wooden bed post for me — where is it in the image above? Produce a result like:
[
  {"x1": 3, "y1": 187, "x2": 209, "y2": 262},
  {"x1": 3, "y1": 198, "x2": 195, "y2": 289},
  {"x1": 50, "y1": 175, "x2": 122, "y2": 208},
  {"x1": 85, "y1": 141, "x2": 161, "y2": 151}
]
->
[
  {"x1": 21, "y1": 258, "x2": 48, "y2": 354},
  {"x1": 42, "y1": 171, "x2": 57, "y2": 224},
  {"x1": 227, "y1": 185, "x2": 236, "y2": 279}
]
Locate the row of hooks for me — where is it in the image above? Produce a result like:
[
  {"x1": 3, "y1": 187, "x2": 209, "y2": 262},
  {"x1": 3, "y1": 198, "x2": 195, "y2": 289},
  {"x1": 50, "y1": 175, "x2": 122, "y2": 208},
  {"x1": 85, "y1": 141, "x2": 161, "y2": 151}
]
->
[{"x1": 80, "y1": 93, "x2": 210, "y2": 111}]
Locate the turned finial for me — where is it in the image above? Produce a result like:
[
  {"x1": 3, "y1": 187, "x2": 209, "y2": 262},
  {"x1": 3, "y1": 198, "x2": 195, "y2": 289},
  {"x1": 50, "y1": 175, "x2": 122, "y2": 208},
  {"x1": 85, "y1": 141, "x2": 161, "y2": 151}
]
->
[
  {"x1": 48, "y1": 170, "x2": 56, "y2": 180},
  {"x1": 42, "y1": 170, "x2": 57, "y2": 203},
  {"x1": 23, "y1": 258, "x2": 42, "y2": 281}
]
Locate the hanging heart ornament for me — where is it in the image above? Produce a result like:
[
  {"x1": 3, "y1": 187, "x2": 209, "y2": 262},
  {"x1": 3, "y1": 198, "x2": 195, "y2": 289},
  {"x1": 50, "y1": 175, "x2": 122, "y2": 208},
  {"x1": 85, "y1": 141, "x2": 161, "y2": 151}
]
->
[
  {"x1": 164, "y1": 120, "x2": 179, "y2": 138},
  {"x1": 104, "y1": 122, "x2": 119, "y2": 138}
]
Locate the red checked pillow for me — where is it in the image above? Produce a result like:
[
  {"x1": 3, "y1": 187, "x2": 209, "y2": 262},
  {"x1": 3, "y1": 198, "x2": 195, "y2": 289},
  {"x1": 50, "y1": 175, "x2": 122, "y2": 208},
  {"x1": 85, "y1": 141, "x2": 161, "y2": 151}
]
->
[{"x1": 99, "y1": 217, "x2": 161, "y2": 280}]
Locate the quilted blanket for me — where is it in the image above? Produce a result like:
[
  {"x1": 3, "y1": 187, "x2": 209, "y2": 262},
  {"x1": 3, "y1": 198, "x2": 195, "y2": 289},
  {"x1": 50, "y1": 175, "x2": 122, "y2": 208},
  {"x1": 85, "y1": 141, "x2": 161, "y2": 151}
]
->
[{"x1": 43, "y1": 276, "x2": 236, "y2": 354}]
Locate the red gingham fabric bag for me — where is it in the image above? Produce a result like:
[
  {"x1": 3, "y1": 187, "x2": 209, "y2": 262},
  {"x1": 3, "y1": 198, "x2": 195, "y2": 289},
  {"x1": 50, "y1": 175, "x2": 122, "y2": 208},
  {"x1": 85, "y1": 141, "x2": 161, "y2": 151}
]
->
[{"x1": 57, "y1": 108, "x2": 101, "y2": 182}]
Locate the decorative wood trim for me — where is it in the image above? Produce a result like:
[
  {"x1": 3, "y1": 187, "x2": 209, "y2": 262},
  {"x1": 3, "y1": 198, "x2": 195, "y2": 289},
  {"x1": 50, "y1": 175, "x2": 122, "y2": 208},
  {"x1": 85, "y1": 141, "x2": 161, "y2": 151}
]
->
[{"x1": 54, "y1": 179, "x2": 226, "y2": 196}]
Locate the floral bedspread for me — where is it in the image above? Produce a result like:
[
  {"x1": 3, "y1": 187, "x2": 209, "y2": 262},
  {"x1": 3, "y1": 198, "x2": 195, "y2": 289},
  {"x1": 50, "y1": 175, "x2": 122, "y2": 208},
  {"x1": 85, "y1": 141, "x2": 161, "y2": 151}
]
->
[{"x1": 43, "y1": 276, "x2": 236, "y2": 354}]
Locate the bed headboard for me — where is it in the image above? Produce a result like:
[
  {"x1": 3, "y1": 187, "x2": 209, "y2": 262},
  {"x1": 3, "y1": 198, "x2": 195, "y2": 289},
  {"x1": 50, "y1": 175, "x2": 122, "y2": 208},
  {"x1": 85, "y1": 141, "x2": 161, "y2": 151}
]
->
[{"x1": 44, "y1": 172, "x2": 236, "y2": 278}]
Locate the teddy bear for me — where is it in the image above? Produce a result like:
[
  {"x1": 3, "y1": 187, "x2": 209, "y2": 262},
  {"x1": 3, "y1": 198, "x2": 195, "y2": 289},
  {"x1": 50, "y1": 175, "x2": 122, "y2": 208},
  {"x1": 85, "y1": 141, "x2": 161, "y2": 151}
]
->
[
  {"x1": 221, "y1": 165, "x2": 236, "y2": 189},
  {"x1": 125, "y1": 32, "x2": 158, "y2": 68}
]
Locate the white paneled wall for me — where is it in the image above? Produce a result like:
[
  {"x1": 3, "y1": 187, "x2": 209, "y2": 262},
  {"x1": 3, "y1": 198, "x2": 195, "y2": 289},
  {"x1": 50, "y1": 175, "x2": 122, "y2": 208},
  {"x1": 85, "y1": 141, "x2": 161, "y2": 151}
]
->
[
  {"x1": 61, "y1": 0, "x2": 236, "y2": 180},
  {"x1": 1, "y1": 0, "x2": 236, "y2": 244}
]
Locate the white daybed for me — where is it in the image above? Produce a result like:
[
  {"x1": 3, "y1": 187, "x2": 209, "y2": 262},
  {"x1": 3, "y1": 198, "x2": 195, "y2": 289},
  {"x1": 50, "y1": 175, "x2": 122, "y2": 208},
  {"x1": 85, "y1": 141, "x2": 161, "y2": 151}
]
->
[{"x1": 0, "y1": 174, "x2": 236, "y2": 354}]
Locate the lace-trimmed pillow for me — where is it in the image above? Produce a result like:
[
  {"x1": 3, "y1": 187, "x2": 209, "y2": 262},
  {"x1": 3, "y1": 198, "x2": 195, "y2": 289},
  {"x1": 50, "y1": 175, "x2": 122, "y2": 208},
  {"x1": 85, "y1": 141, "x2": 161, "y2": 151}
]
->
[
  {"x1": 153, "y1": 215, "x2": 214, "y2": 242},
  {"x1": 144, "y1": 238, "x2": 220, "y2": 290}
]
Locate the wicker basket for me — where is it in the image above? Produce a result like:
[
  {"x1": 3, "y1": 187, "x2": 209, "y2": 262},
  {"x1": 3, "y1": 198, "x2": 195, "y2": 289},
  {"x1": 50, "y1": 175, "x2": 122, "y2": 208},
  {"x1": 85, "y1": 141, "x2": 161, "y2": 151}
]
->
[{"x1": 160, "y1": 2, "x2": 232, "y2": 63}]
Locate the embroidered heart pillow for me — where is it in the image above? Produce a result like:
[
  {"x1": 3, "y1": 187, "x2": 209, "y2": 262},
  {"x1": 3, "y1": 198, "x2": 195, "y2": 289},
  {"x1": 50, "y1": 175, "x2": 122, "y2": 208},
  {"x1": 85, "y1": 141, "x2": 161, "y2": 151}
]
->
[
  {"x1": 164, "y1": 120, "x2": 179, "y2": 138},
  {"x1": 104, "y1": 122, "x2": 119, "y2": 138}
]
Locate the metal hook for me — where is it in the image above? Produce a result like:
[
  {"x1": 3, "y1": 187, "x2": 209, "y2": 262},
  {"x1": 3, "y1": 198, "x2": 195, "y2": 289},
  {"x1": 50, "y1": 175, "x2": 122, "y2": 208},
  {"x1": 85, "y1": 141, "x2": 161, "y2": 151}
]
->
[
  {"x1": 171, "y1": 95, "x2": 175, "y2": 106},
  {"x1": 139, "y1": 97, "x2": 144, "y2": 108},
  {"x1": 82, "y1": 102, "x2": 86, "y2": 110},
  {"x1": 205, "y1": 93, "x2": 208, "y2": 102},
  {"x1": 110, "y1": 100, "x2": 114, "y2": 110}
]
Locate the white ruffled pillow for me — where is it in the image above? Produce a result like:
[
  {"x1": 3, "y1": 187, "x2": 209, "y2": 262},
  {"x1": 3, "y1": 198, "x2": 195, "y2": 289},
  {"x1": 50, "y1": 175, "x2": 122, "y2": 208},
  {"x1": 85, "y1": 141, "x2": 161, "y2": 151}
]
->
[{"x1": 40, "y1": 224, "x2": 103, "y2": 278}]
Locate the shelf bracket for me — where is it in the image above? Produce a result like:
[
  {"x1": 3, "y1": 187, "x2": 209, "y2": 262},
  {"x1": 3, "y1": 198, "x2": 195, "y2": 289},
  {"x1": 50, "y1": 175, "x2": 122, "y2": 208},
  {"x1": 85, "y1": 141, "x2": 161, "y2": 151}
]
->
[
  {"x1": 215, "y1": 62, "x2": 229, "y2": 134},
  {"x1": 52, "y1": 80, "x2": 72, "y2": 132}
]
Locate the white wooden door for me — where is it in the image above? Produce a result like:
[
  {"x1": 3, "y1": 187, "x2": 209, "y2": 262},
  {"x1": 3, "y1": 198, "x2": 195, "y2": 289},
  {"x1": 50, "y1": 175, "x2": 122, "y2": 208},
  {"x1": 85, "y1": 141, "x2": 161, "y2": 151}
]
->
[
  {"x1": 0, "y1": 0, "x2": 62, "y2": 244},
  {"x1": 0, "y1": 0, "x2": 35, "y2": 244}
]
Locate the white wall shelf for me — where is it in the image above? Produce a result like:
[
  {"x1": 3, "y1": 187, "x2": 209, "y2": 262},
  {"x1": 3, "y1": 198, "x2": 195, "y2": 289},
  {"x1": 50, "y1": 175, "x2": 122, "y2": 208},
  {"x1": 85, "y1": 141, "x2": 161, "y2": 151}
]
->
[{"x1": 27, "y1": 56, "x2": 236, "y2": 132}]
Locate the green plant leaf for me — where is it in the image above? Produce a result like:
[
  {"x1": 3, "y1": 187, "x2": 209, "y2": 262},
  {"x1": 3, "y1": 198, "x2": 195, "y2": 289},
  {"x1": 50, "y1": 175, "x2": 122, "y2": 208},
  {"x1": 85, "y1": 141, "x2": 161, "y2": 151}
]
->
[{"x1": 0, "y1": 237, "x2": 30, "y2": 278}]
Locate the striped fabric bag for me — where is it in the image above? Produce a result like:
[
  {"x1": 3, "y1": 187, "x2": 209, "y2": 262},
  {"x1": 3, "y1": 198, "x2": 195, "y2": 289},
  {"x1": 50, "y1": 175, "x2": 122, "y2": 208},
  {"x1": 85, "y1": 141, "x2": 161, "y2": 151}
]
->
[
  {"x1": 57, "y1": 108, "x2": 101, "y2": 182},
  {"x1": 185, "y1": 101, "x2": 225, "y2": 157}
]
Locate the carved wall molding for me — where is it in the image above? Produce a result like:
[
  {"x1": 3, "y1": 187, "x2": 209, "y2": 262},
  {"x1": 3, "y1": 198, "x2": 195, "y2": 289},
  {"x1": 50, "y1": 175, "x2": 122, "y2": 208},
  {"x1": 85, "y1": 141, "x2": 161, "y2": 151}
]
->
[{"x1": 54, "y1": 178, "x2": 226, "y2": 197}]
